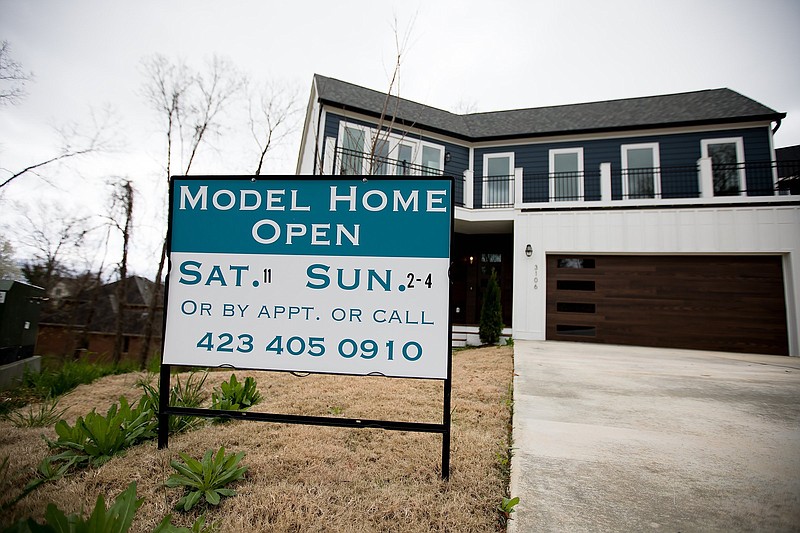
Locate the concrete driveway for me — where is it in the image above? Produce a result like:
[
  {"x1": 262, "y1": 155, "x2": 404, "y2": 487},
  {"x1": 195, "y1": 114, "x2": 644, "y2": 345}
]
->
[{"x1": 508, "y1": 340, "x2": 800, "y2": 532}]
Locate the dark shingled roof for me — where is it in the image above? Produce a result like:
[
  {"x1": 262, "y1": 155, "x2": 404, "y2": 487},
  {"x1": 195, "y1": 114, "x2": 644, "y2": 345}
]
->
[{"x1": 314, "y1": 74, "x2": 785, "y2": 142}]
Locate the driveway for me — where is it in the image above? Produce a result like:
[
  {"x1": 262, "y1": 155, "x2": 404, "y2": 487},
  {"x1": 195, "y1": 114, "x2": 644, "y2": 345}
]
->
[{"x1": 508, "y1": 340, "x2": 800, "y2": 532}]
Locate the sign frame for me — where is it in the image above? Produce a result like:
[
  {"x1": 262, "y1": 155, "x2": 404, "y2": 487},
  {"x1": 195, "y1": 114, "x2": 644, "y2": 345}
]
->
[{"x1": 157, "y1": 175, "x2": 454, "y2": 479}]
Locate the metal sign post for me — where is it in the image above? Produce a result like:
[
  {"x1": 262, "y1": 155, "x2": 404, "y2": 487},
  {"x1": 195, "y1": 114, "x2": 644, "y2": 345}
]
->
[{"x1": 158, "y1": 175, "x2": 453, "y2": 479}]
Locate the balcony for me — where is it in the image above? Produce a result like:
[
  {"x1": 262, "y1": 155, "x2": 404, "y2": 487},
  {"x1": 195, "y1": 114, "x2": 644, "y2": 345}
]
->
[
  {"x1": 333, "y1": 147, "x2": 466, "y2": 207},
  {"x1": 481, "y1": 174, "x2": 515, "y2": 208},
  {"x1": 336, "y1": 147, "x2": 442, "y2": 177},
  {"x1": 327, "y1": 146, "x2": 799, "y2": 211},
  {"x1": 520, "y1": 159, "x2": 800, "y2": 206}
]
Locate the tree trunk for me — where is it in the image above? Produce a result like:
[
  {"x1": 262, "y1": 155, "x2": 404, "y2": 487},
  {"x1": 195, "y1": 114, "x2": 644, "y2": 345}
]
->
[
  {"x1": 112, "y1": 180, "x2": 133, "y2": 365},
  {"x1": 138, "y1": 238, "x2": 166, "y2": 369}
]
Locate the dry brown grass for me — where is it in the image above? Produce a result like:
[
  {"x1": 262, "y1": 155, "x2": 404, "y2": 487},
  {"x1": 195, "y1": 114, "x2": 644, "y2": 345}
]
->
[{"x1": 0, "y1": 346, "x2": 513, "y2": 532}]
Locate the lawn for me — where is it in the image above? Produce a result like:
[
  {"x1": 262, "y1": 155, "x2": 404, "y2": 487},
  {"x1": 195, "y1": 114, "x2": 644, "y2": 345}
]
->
[{"x1": 0, "y1": 345, "x2": 514, "y2": 532}]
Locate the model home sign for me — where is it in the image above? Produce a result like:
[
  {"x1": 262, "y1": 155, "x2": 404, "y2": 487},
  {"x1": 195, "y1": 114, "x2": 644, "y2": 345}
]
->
[{"x1": 162, "y1": 176, "x2": 453, "y2": 380}]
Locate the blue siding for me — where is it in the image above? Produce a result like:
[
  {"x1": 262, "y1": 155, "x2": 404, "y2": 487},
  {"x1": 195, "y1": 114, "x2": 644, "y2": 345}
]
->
[
  {"x1": 322, "y1": 108, "x2": 774, "y2": 203},
  {"x1": 475, "y1": 126, "x2": 773, "y2": 203}
]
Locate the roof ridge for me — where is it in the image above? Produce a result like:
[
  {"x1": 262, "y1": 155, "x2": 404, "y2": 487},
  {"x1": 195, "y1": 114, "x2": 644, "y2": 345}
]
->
[{"x1": 462, "y1": 88, "x2": 735, "y2": 117}]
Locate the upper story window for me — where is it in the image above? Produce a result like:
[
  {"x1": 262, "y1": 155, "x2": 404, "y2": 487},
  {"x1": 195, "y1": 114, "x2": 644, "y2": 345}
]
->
[
  {"x1": 397, "y1": 143, "x2": 414, "y2": 175},
  {"x1": 701, "y1": 137, "x2": 745, "y2": 196},
  {"x1": 421, "y1": 144, "x2": 443, "y2": 176},
  {"x1": 336, "y1": 121, "x2": 444, "y2": 176},
  {"x1": 549, "y1": 148, "x2": 584, "y2": 201},
  {"x1": 341, "y1": 125, "x2": 367, "y2": 175},
  {"x1": 483, "y1": 153, "x2": 514, "y2": 207},
  {"x1": 621, "y1": 143, "x2": 661, "y2": 199}
]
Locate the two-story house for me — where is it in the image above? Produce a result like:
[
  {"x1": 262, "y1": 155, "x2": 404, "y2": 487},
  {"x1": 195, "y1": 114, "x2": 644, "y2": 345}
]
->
[{"x1": 297, "y1": 74, "x2": 799, "y2": 356}]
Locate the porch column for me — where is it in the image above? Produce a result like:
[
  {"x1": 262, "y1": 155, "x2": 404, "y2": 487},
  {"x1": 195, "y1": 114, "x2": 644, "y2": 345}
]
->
[
  {"x1": 514, "y1": 167, "x2": 523, "y2": 208},
  {"x1": 463, "y1": 169, "x2": 474, "y2": 209},
  {"x1": 600, "y1": 162, "x2": 612, "y2": 202},
  {"x1": 698, "y1": 157, "x2": 714, "y2": 198}
]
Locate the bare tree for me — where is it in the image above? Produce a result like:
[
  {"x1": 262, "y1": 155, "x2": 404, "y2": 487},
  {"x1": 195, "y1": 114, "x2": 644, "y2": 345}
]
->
[
  {"x1": 137, "y1": 54, "x2": 243, "y2": 367},
  {"x1": 106, "y1": 178, "x2": 134, "y2": 364},
  {"x1": 452, "y1": 98, "x2": 480, "y2": 115},
  {"x1": 14, "y1": 203, "x2": 93, "y2": 294},
  {"x1": 0, "y1": 237, "x2": 23, "y2": 280},
  {"x1": 0, "y1": 106, "x2": 115, "y2": 190},
  {"x1": 0, "y1": 40, "x2": 31, "y2": 106},
  {"x1": 72, "y1": 226, "x2": 111, "y2": 359},
  {"x1": 247, "y1": 80, "x2": 300, "y2": 175},
  {"x1": 327, "y1": 15, "x2": 419, "y2": 176},
  {"x1": 366, "y1": 16, "x2": 413, "y2": 174}
]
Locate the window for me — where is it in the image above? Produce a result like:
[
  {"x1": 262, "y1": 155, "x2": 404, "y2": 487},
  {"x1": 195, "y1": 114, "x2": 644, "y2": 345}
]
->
[
  {"x1": 556, "y1": 302, "x2": 596, "y2": 313},
  {"x1": 621, "y1": 143, "x2": 660, "y2": 199},
  {"x1": 557, "y1": 258, "x2": 596, "y2": 269},
  {"x1": 397, "y1": 143, "x2": 413, "y2": 175},
  {"x1": 701, "y1": 137, "x2": 745, "y2": 196},
  {"x1": 483, "y1": 153, "x2": 514, "y2": 207},
  {"x1": 375, "y1": 137, "x2": 391, "y2": 175},
  {"x1": 555, "y1": 325, "x2": 596, "y2": 337},
  {"x1": 421, "y1": 144, "x2": 443, "y2": 176},
  {"x1": 556, "y1": 280, "x2": 596, "y2": 291},
  {"x1": 336, "y1": 122, "x2": 444, "y2": 176},
  {"x1": 549, "y1": 148, "x2": 584, "y2": 201},
  {"x1": 341, "y1": 125, "x2": 366, "y2": 175}
]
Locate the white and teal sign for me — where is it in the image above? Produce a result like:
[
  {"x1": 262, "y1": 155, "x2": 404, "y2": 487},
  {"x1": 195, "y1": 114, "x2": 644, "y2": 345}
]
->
[{"x1": 162, "y1": 177, "x2": 453, "y2": 379}]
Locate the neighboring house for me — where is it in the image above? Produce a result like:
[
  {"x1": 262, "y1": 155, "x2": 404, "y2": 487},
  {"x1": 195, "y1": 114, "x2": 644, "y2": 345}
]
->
[
  {"x1": 36, "y1": 275, "x2": 163, "y2": 361},
  {"x1": 297, "y1": 74, "x2": 800, "y2": 356}
]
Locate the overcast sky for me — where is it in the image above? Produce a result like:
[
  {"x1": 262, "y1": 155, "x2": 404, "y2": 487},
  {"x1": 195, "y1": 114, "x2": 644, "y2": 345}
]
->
[{"x1": 1, "y1": 0, "x2": 799, "y2": 277}]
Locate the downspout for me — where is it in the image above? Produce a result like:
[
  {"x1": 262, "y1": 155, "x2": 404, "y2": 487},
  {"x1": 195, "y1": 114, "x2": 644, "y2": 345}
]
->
[{"x1": 772, "y1": 119, "x2": 782, "y2": 135}]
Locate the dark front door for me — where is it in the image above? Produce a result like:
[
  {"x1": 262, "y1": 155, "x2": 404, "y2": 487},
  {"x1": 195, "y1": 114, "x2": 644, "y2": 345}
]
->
[{"x1": 451, "y1": 233, "x2": 513, "y2": 327}]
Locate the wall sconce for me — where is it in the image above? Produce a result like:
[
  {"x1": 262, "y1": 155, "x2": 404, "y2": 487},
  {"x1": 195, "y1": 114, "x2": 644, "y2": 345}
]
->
[
  {"x1": 525, "y1": 244, "x2": 533, "y2": 257},
  {"x1": 445, "y1": 152, "x2": 451, "y2": 163}
]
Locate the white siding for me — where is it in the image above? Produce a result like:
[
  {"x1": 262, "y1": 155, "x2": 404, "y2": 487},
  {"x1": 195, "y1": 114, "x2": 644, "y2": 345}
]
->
[{"x1": 512, "y1": 205, "x2": 800, "y2": 355}]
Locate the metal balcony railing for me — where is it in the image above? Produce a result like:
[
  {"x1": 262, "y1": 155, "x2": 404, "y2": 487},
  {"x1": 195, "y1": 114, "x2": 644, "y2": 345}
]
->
[
  {"x1": 333, "y1": 147, "x2": 465, "y2": 207},
  {"x1": 520, "y1": 160, "x2": 800, "y2": 204},
  {"x1": 712, "y1": 160, "x2": 800, "y2": 196},
  {"x1": 619, "y1": 165, "x2": 700, "y2": 200},
  {"x1": 336, "y1": 147, "x2": 442, "y2": 177},
  {"x1": 481, "y1": 174, "x2": 515, "y2": 208}
]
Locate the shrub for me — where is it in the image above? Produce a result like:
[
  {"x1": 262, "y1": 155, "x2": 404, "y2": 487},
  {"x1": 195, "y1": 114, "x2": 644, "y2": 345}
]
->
[
  {"x1": 479, "y1": 269, "x2": 503, "y2": 345},
  {"x1": 20, "y1": 356, "x2": 133, "y2": 399}
]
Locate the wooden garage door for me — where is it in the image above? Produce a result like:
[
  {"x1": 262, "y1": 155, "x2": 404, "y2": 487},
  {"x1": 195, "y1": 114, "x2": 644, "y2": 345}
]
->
[{"x1": 546, "y1": 255, "x2": 789, "y2": 355}]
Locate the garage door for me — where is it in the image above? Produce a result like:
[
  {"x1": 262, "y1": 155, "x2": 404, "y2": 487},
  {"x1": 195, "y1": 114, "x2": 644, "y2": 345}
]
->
[{"x1": 546, "y1": 255, "x2": 789, "y2": 355}]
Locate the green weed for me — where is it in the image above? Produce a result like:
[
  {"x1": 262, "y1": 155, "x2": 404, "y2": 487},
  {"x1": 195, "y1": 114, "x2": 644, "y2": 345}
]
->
[
  {"x1": 210, "y1": 374, "x2": 262, "y2": 419},
  {"x1": 140, "y1": 371, "x2": 208, "y2": 434},
  {"x1": 2, "y1": 396, "x2": 66, "y2": 428},
  {"x1": 46, "y1": 396, "x2": 157, "y2": 467},
  {"x1": 166, "y1": 447, "x2": 247, "y2": 512},
  {"x1": 498, "y1": 495, "x2": 520, "y2": 525},
  {"x1": 4, "y1": 481, "x2": 143, "y2": 532}
]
